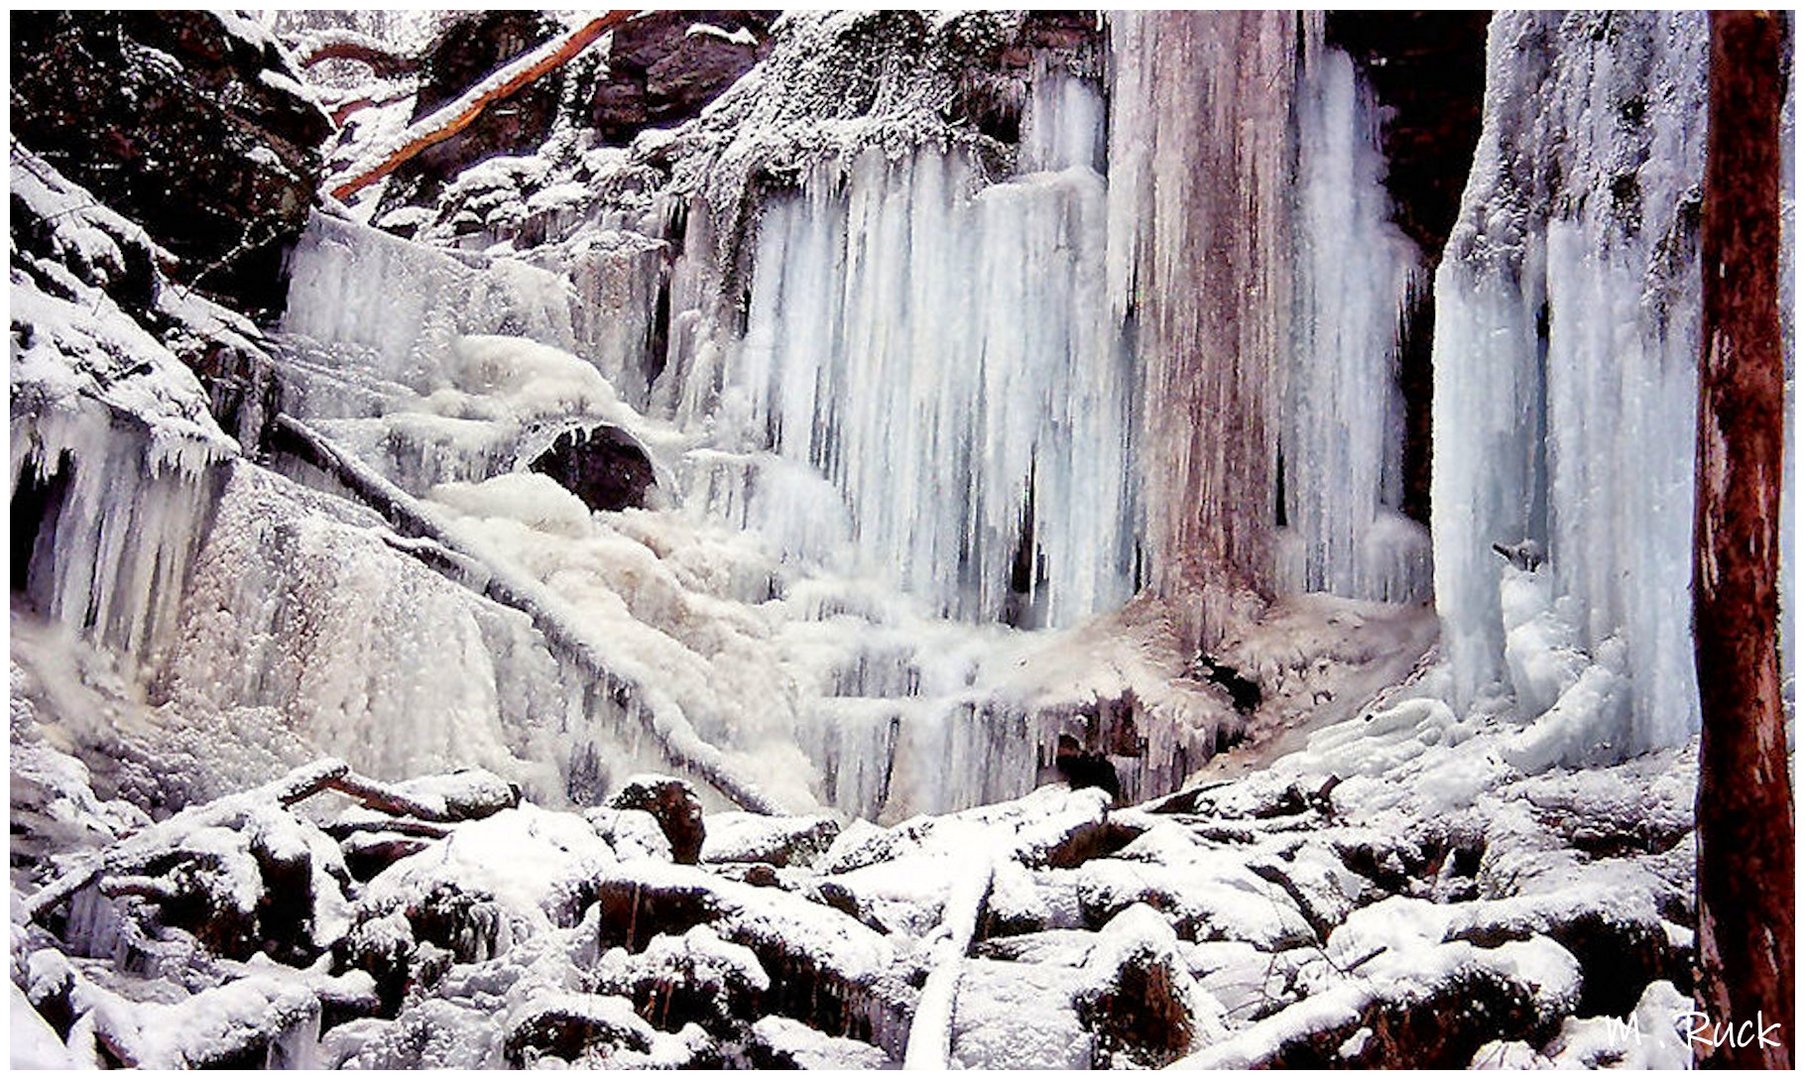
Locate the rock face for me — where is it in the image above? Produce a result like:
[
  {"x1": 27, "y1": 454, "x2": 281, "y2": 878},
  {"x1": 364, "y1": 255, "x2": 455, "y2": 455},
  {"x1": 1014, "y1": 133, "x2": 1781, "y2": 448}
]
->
[
  {"x1": 375, "y1": 11, "x2": 567, "y2": 217},
  {"x1": 1323, "y1": 12, "x2": 1493, "y2": 526},
  {"x1": 591, "y1": 12, "x2": 778, "y2": 145},
  {"x1": 10, "y1": 11, "x2": 330, "y2": 321}
]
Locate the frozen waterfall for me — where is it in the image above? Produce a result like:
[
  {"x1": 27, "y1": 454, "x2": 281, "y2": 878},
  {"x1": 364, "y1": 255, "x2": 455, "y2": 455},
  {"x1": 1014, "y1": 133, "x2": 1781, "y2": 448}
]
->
[{"x1": 723, "y1": 70, "x2": 1136, "y2": 628}]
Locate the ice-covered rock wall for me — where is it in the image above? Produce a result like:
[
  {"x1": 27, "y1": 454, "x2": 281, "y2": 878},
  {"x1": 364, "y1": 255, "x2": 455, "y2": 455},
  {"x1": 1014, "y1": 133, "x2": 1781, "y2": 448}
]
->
[
  {"x1": 1431, "y1": 12, "x2": 1711, "y2": 758},
  {"x1": 1106, "y1": 12, "x2": 1296, "y2": 613},
  {"x1": 10, "y1": 151, "x2": 238, "y2": 676}
]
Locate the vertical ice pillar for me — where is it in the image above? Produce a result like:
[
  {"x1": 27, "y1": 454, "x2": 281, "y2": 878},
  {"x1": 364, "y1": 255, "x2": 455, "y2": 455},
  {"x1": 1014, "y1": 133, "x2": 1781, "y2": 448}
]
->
[
  {"x1": 1280, "y1": 35, "x2": 1431, "y2": 604},
  {"x1": 1431, "y1": 12, "x2": 1711, "y2": 752},
  {"x1": 1106, "y1": 12, "x2": 1297, "y2": 626}
]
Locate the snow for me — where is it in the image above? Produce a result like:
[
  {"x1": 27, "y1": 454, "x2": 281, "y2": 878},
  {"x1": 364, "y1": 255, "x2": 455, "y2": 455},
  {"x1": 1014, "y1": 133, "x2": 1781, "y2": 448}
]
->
[
  {"x1": 11, "y1": 981, "x2": 78, "y2": 1069},
  {"x1": 686, "y1": 23, "x2": 757, "y2": 49},
  {"x1": 8, "y1": 7, "x2": 1782, "y2": 1071}
]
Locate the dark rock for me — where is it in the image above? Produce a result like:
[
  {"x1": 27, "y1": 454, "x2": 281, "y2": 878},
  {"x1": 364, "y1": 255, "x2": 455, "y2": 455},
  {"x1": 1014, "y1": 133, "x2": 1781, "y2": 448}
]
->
[
  {"x1": 1193, "y1": 940, "x2": 1573, "y2": 1068},
  {"x1": 590, "y1": 12, "x2": 777, "y2": 145},
  {"x1": 1075, "y1": 906, "x2": 1201, "y2": 1068},
  {"x1": 340, "y1": 831, "x2": 434, "y2": 882},
  {"x1": 504, "y1": 995, "x2": 656, "y2": 1068},
  {"x1": 529, "y1": 425, "x2": 659, "y2": 514},
  {"x1": 701, "y1": 812, "x2": 841, "y2": 869},
  {"x1": 1197, "y1": 654, "x2": 1263, "y2": 715},
  {"x1": 1054, "y1": 734, "x2": 1121, "y2": 802},
  {"x1": 10, "y1": 11, "x2": 331, "y2": 320},
  {"x1": 596, "y1": 925, "x2": 769, "y2": 1036},
  {"x1": 609, "y1": 775, "x2": 706, "y2": 864},
  {"x1": 589, "y1": 864, "x2": 908, "y2": 1055}
]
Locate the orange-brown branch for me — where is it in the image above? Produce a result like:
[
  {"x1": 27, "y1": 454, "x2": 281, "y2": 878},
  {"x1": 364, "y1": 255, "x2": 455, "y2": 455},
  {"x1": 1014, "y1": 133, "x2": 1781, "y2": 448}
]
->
[{"x1": 329, "y1": 11, "x2": 631, "y2": 202}]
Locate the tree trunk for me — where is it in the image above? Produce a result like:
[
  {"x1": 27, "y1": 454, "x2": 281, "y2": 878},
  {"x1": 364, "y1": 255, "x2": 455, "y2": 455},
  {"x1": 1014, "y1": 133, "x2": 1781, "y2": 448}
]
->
[{"x1": 1693, "y1": 9, "x2": 1792, "y2": 1070}]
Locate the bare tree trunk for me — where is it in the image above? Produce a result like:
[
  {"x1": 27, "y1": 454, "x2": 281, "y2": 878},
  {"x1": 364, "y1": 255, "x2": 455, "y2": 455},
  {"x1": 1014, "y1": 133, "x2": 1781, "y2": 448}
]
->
[{"x1": 1693, "y1": 9, "x2": 1792, "y2": 1070}]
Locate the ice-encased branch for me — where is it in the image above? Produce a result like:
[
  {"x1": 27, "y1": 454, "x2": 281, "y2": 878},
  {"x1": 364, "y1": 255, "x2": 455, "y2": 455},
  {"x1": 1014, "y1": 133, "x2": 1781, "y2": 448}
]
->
[{"x1": 269, "y1": 412, "x2": 783, "y2": 815}]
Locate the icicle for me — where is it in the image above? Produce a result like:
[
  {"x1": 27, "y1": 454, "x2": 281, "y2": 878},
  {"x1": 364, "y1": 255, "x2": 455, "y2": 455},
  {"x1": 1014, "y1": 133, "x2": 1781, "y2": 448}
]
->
[
  {"x1": 709, "y1": 70, "x2": 1137, "y2": 629},
  {"x1": 1104, "y1": 12, "x2": 1297, "y2": 623},
  {"x1": 1280, "y1": 43, "x2": 1431, "y2": 603}
]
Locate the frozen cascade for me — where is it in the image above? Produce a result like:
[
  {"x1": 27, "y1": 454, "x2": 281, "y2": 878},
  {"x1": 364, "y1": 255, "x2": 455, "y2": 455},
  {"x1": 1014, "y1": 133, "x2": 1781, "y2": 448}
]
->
[
  {"x1": 1431, "y1": 12, "x2": 1710, "y2": 756},
  {"x1": 11, "y1": 402, "x2": 227, "y2": 676},
  {"x1": 720, "y1": 69, "x2": 1136, "y2": 628},
  {"x1": 1279, "y1": 39, "x2": 1431, "y2": 604}
]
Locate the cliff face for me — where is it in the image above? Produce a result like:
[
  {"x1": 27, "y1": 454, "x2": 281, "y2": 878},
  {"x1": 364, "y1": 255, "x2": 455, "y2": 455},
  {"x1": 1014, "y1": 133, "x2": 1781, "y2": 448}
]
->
[{"x1": 10, "y1": 11, "x2": 331, "y2": 320}]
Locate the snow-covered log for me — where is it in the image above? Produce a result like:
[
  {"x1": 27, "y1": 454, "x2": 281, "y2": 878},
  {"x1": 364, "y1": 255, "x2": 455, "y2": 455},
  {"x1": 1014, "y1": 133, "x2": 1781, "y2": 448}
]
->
[
  {"x1": 269, "y1": 412, "x2": 782, "y2": 814},
  {"x1": 329, "y1": 12, "x2": 633, "y2": 200}
]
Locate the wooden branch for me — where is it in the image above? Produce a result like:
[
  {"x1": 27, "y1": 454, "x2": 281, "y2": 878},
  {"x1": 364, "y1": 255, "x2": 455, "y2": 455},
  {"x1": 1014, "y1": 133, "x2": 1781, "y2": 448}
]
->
[
  {"x1": 318, "y1": 771, "x2": 447, "y2": 822},
  {"x1": 26, "y1": 759, "x2": 349, "y2": 922},
  {"x1": 329, "y1": 12, "x2": 632, "y2": 201}
]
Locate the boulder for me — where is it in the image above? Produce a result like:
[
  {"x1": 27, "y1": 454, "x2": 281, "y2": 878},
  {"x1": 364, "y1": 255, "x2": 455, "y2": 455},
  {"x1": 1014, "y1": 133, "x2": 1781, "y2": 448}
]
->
[
  {"x1": 609, "y1": 775, "x2": 707, "y2": 865},
  {"x1": 590, "y1": 12, "x2": 776, "y2": 144},
  {"x1": 529, "y1": 425, "x2": 659, "y2": 513}
]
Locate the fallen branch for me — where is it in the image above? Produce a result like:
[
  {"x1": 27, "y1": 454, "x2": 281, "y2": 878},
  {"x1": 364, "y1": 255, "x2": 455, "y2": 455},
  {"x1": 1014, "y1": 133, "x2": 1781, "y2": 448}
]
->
[
  {"x1": 320, "y1": 771, "x2": 448, "y2": 821},
  {"x1": 270, "y1": 413, "x2": 781, "y2": 814},
  {"x1": 329, "y1": 12, "x2": 632, "y2": 200},
  {"x1": 903, "y1": 851, "x2": 997, "y2": 1070},
  {"x1": 27, "y1": 759, "x2": 351, "y2": 922}
]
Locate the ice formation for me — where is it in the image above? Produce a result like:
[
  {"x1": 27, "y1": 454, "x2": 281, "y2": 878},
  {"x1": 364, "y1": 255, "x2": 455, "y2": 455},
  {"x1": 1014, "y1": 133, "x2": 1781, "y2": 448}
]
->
[
  {"x1": 727, "y1": 95, "x2": 1135, "y2": 627},
  {"x1": 1107, "y1": 13, "x2": 1431, "y2": 633},
  {"x1": 1431, "y1": 12, "x2": 1712, "y2": 757}
]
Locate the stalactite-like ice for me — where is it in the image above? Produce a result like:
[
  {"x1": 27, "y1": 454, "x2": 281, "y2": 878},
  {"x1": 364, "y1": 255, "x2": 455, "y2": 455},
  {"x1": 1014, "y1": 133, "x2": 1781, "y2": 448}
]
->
[
  {"x1": 1431, "y1": 11, "x2": 1710, "y2": 756},
  {"x1": 1108, "y1": 13, "x2": 1431, "y2": 619},
  {"x1": 10, "y1": 153, "x2": 238, "y2": 674},
  {"x1": 721, "y1": 71, "x2": 1137, "y2": 628}
]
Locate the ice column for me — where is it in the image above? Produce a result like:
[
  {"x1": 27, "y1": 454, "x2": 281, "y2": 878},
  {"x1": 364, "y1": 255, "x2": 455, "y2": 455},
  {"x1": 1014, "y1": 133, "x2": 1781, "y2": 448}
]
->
[
  {"x1": 1279, "y1": 39, "x2": 1431, "y2": 603},
  {"x1": 1105, "y1": 12, "x2": 1296, "y2": 617},
  {"x1": 1431, "y1": 12, "x2": 1710, "y2": 753}
]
